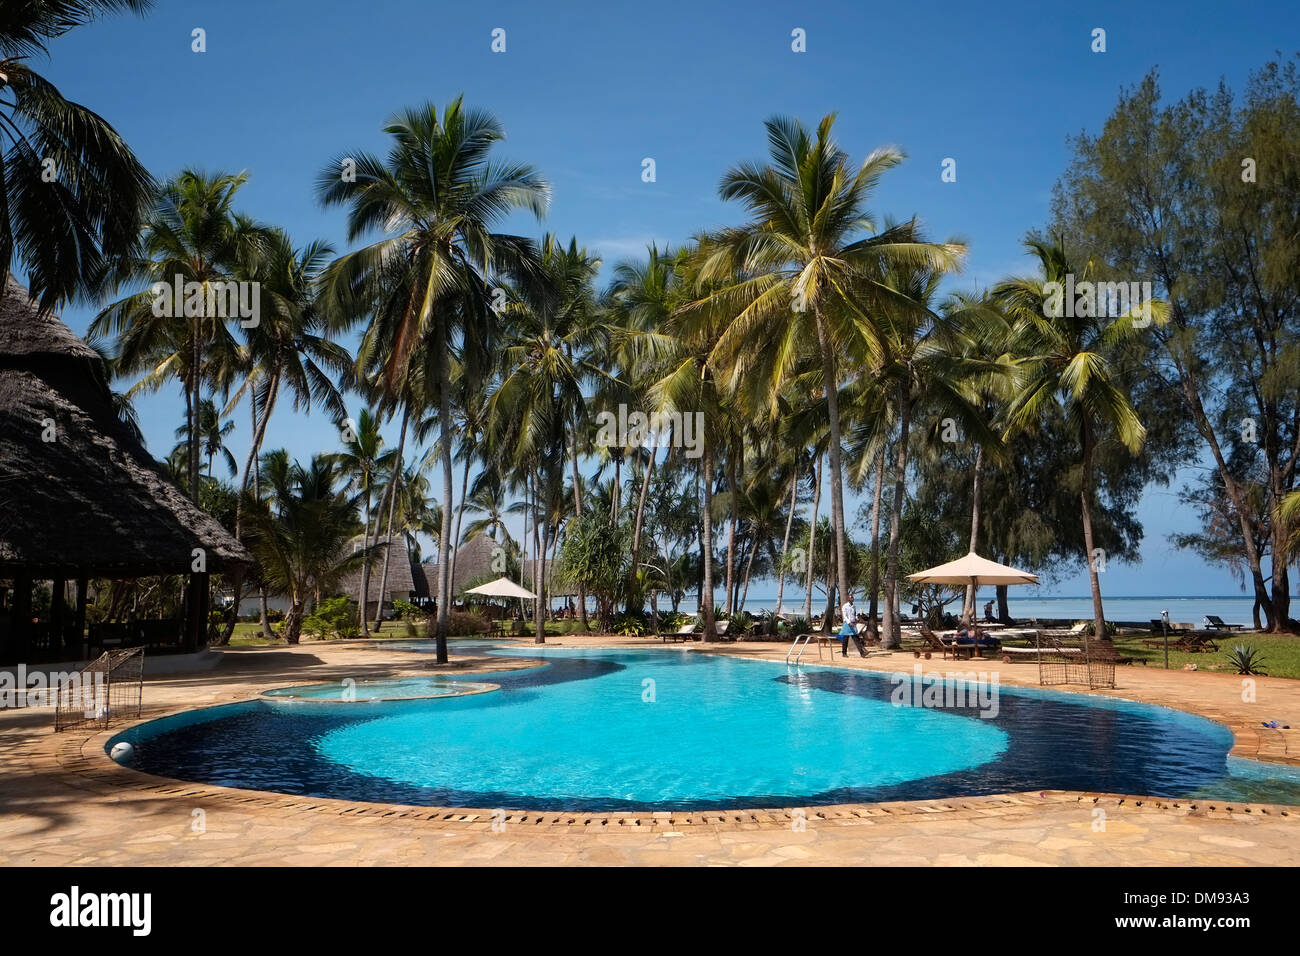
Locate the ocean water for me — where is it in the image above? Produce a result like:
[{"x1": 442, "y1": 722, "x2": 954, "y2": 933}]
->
[{"x1": 696, "y1": 594, "x2": 1288, "y2": 626}]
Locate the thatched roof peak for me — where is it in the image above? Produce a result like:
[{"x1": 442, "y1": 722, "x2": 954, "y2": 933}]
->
[
  {"x1": 0, "y1": 280, "x2": 252, "y2": 576},
  {"x1": 0, "y1": 275, "x2": 100, "y2": 365}
]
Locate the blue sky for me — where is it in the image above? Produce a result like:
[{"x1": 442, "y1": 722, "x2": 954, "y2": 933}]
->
[{"x1": 34, "y1": 0, "x2": 1300, "y2": 597}]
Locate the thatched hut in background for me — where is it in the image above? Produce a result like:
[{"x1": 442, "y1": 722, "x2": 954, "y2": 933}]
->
[
  {"x1": 410, "y1": 535, "x2": 575, "y2": 615},
  {"x1": 0, "y1": 278, "x2": 251, "y2": 663},
  {"x1": 337, "y1": 535, "x2": 416, "y2": 620}
]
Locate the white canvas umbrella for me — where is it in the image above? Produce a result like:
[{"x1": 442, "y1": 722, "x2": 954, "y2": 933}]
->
[
  {"x1": 907, "y1": 552, "x2": 1038, "y2": 626},
  {"x1": 464, "y1": 576, "x2": 539, "y2": 600}
]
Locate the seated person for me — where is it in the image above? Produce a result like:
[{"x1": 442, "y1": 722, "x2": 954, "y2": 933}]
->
[
  {"x1": 983, "y1": 600, "x2": 996, "y2": 623},
  {"x1": 955, "y1": 623, "x2": 998, "y2": 646}
]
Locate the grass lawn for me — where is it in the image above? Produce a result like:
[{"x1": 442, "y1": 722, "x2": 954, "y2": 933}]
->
[
  {"x1": 222, "y1": 618, "x2": 599, "y2": 647},
  {"x1": 1112, "y1": 631, "x2": 1300, "y2": 679}
]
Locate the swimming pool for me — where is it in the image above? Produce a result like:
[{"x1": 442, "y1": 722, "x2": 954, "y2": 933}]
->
[{"x1": 107, "y1": 645, "x2": 1300, "y2": 810}]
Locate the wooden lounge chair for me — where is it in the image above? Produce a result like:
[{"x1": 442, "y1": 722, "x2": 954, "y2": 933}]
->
[
  {"x1": 1182, "y1": 633, "x2": 1220, "y2": 653},
  {"x1": 1205, "y1": 615, "x2": 1245, "y2": 632},
  {"x1": 918, "y1": 625, "x2": 956, "y2": 659}
]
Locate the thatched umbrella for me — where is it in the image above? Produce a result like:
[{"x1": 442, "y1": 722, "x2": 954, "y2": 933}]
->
[{"x1": 907, "y1": 552, "x2": 1038, "y2": 626}]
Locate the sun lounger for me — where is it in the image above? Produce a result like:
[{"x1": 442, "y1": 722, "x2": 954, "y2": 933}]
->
[
  {"x1": 1205, "y1": 615, "x2": 1245, "y2": 632},
  {"x1": 917, "y1": 625, "x2": 957, "y2": 659},
  {"x1": 662, "y1": 619, "x2": 699, "y2": 643},
  {"x1": 1143, "y1": 631, "x2": 1219, "y2": 653}
]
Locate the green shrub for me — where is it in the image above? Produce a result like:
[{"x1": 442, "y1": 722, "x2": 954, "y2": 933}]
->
[
  {"x1": 302, "y1": 597, "x2": 360, "y2": 640},
  {"x1": 444, "y1": 610, "x2": 489, "y2": 636},
  {"x1": 391, "y1": 599, "x2": 423, "y2": 620},
  {"x1": 613, "y1": 614, "x2": 646, "y2": 636},
  {"x1": 789, "y1": 616, "x2": 812, "y2": 636},
  {"x1": 662, "y1": 612, "x2": 694, "y2": 632}
]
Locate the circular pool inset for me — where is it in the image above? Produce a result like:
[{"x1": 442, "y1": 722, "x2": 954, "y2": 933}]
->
[{"x1": 262, "y1": 677, "x2": 498, "y2": 702}]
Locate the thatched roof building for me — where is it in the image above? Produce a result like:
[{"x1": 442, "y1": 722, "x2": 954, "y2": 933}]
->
[
  {"x1": 0, "y1": 277, "x2": 250, "y2": 661},
  {"x1": 337, "y1": 535, "x2": 415, "y2": 609},
  {"x1": 413, "y1": 535, "x2": 575, "y2": 602}
]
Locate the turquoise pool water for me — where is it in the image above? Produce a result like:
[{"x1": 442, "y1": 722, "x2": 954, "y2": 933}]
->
[
  {"x1": 263, "y1": 677, "x2": 497, "y2": 701},
  {"x1": 108, "y1": 645, "x2": 1300, "y2": 810}
]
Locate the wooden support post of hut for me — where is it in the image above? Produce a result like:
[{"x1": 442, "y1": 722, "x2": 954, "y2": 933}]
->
[{"x1": 0, "y1": 278, "x2": 251, "y2": 665}]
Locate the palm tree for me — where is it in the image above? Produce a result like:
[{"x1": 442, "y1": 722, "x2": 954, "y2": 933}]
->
[
  {"x1": 91, "y1": 170, "x2": 268, "y2": 501},
  {"x1": 174, "y1": 398, "x2": 237, "y2": 477},
  {"x1": 995, "y1": 237, "x2": 1162, "y2": 642},
  {"x1": 696, "y1": 115, "x2": 963, "y2": 638},
  {"x1": 228, "y1": 229, "x2": 352, "y2": 503},
  {"x1": 462, "y1": 467, "x2": 522, "y2": 544},
  {"x1": 209, "y1": 228, "x2": 353, "y2": 641},
  {"x1": 243, "y1": 451, "x2": 372, "y2": 644},
  {"x1": 329, "y1": 408, "x2": 390, "y2": 634},
  {"x1": 644, "y1": 245, "x2": 730, "y2": 639},
  {"x1": 871, "y1": 267, "x2": 1003, "y2": 645},
  {"x1": 485, "y1": 236, "x2": 602, "y2": 641},
  {"x1": 317, "y1": 96, "x2": 549, "y2": 663},
  {"x1": 0, "y1": 0, "x2": 154, "y2": 307}
]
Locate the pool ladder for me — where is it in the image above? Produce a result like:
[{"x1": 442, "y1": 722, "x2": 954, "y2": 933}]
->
[{"x1": 786, "y1": 634, "x2": 813, "y2": 665}]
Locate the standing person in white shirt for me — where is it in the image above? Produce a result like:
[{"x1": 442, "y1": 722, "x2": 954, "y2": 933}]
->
[{"x1": 839, "y1": 594, "x2": 858, "y2": 657}]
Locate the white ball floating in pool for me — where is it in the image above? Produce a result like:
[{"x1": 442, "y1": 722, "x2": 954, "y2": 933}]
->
[{"x1": 110, "y1": 742, "x2": 134, "y2": 764}]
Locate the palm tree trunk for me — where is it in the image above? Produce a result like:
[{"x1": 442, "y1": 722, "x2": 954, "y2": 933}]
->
[
  {"x1": 739, "y1": 529, "x2": 758, "y2": 612},
  {"x1": 283, "y1": 600, "x2": 305, "y2": 646},
  {"x1": 448, "y1": 450, "x2": 472, "y2": 608},
  {"x1": 803, "y1": 453, "x2": 821, "y2": 620},
  {"x1": 610, "y1": 456, "x2": 621, "y2": 526},
  {"x1": 1079, "y1": 420, "x2": 1106, "y2": 647},
  {"x1": 813, "y1": 309, "x2": 851, "y2": 621},
  {"x1": 867, "y1": 451, "x2": 884, "y2": 638},
  {"x1": 434, "y1": 328, "x2": 454, "y2": 665},
  {"x1": 253, "y1": 449, "x2": 272, "y2": 637},
  {"x1": 358, "y1": 486, "x2": 372, "y2": 636},
  {"x1": 700, "y1": 447, "x2": 716, "y2": 640},
  {"x1": 724, "y1": 446, "x2": 738, "y2": 616},
  {"x1": 774, "y1": 471, "x2": 798, "y2": 626},
  {"x1": 189, "y1": 327, "x2": 201, "y2": 503},
  {"x1": 569, "y1": 421, "x2": 590, "y2": 632},
  {"x1": 881, "y1": 381, "x2": 911, "y2": 649},
  {"x1": 531, "y1": 471, "x2": 545, "y2": 642},
  {"x1": 628, "y1": 447, "x2": 656, "y2": 615},
  {"x1": 963, "y1": 443, "x2": 984, "y2": 624},
  {"x1": 220, "y1": 380, "x2": 277, "y2": 646},
  {"x1": 372, "y1": 410, "x2": 409, "y2": 631}
]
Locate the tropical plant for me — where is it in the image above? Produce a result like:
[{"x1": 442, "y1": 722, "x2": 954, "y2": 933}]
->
[
  {"x1": 301, "y1": 596, "x2": 360, "y2": 640},
  {"x1": 92, "y1": 169, "x2": 269, "y2": 500},
  {"x1": 174, "y1": 398, "x2": 237, "y2": 477},
  {"x1": 0, "y1": 0, "x2": 155, "y2": 307},
  {"x1": 995, "y1": 236, "x2": 1166, "y2": 645},
  {"x1": 318, "y1": 96, "x2": 549, "y2": 662},
  {"x1": 1226, "y1": 644, "x2": 1268, "y2": 676},
  {"x1": 695, "y1": 114, "x2": 964, "y2": 645},
  {"x1": 611, "y1": 613, "x2": 646, "y2": 637},
  {"x1": 242, "y1": 451, "x2": 374, "y2": 644}
]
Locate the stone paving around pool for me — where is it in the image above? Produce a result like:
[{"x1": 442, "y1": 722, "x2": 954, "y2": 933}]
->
[{"x1": 2, "y1": 637, "x2": 1298, "y2": 866}]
